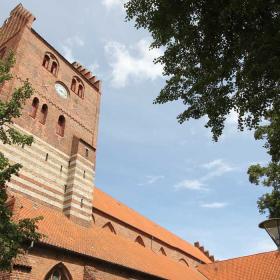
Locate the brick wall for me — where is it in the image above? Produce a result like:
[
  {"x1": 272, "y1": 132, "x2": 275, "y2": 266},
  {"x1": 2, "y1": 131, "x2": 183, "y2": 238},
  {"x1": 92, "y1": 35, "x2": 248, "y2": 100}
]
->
[
  {"x1": 92, "y1": 209, "x2": 202, "y2": 268},
  {"x1": 24, "y1": 245, "x2": 161, "y2": 280}
]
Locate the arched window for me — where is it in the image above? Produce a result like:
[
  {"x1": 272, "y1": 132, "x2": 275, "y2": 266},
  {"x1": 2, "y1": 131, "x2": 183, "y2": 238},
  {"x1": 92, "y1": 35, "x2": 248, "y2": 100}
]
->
[
  {"x1": 102, "y1": 222, "x2": 116, "y2": 234},
  {"x1": 51, "y1": 61, "x2": 58, "y2": 75},
  {"x1": 135, "y1": 236, "x2": 145, "y2": 247},
  {"x1": 56, "y1": 115, "x2": 65, "y2": 137},
  {"x1": 30, "y1": 97, "x2": 39, "y2": 118},
  {"x1": 42, "y1": 52, "x2": 59, "y2": 76},
  {"x1": 78, "y1": 84, "x2": 84, "y2": 98},
  {"x1": 42, "y1": 54, "x2": 50, "y2": 69},
  {"x1": 70, "y1": 76, "x2": 84, "y2": 99},
  {"x1": 159, "y1": 247, "x2": 167, "y2": 256},
  {"x1": 179, "y1": 258, "x2": 189, "y2": 267},
  {"x1": 39, "y1": 104, "x2": 48, "y2": 124},
  {"x1": 45, "y1": 263, "x2": 72, "y2": 280},
  {"x1": 70, "y1": 78, "x2": 76, "y2": 92}
]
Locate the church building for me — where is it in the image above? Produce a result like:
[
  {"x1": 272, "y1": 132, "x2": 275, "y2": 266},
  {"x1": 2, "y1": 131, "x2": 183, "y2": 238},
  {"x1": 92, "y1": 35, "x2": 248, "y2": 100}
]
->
[{"x1": 0, "y1": 4, "x2": 279, "y2": 280}]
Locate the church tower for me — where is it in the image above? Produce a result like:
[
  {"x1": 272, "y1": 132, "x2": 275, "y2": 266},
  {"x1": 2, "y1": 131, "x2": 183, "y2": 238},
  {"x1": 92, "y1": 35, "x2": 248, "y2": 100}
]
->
[{"x1": 0, "y1": 4, "x2": 101, "y2": 226}]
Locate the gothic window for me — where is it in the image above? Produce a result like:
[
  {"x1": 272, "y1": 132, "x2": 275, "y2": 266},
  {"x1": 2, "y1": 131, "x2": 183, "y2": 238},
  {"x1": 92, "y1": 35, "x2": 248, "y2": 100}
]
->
[
  {"x1": 70, "y1": 78, "x2": 76, "y2": 92},
  {"x1": 78, "y1": 84, "x2": 84, "y2": 98},
  {"x1": 42, "y1": 52, "x2": 59, "y2": 76},
  {"x1": 30, "y1": 97, "x2": 39, "y2": 118},
  {"x1": 135, "y1": 236, "x2": 145, "y2": 247},
  {"x1": 0, "y1": 47, "x2": 6, "y2": 59},
  {"x1": 159, "y1": 247, "x2": 167, "y2": 256},
  {"x1": 45, "y1": 263, "x2": 72, "y2": 280},
  {"x1": 39, "y1": 104, "x2": 48, "y2": 124},
  {"x1": 179, "y1": 258, "x2": 189, "y2": 266},
  {"x1": 102, "y1": 222, "x2": 116, "y2": 234},
  {"x1": 42, "y1": 54, "x2": 50, "y2": 68},
  {"x1": 71, "y1": 76, "x2": 84, "y2": 98},
  {"x1": 56, "y1": 115, "x2": 65, "y2": 137},
  {"x1": 51, "y1": 61, "x2": 58, "y2": 76}
]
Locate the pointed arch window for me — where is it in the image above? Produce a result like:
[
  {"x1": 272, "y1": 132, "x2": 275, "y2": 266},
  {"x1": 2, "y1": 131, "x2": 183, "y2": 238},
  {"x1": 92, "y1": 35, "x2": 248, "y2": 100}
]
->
[
  {"x1": 30, "y1": 97, "x2": 39, "y2": 118},
  {"x1": 39, "y1": 104, "x2": 48, "y2": 124},
  {"x1": 70, "y1": 78, "x2": 76, "y2": 92},
  {"x1": 42, "y1": 54, "x2": 50, "y2": 69},
  {"x1": 135, "y1": 236, "x2": 145, "y2": 247},
  {"x1": 71, "y1": 76, "x2": 84, "y2": 98},
  {"x1": 159, "y1": 247, "x2": 167, "y2": 256},
  {"x1": 45, "y1": 262, "x2": 72, "y2": 280},
  {"x1": 179, "y1": 258, "x2": 189, "y2": 266},
  {"x1": 102, "y1": 222, "x2": 116, "y2": 234},
  {"x1": 56, "y1": 115, "x2": 65, "y2": 137},
  {"x1": 51, "y1": 61, "x2": 58, "y2": 75},
  {"x1": 42, "y1": 52, "x2": 59, "y2": 76}
]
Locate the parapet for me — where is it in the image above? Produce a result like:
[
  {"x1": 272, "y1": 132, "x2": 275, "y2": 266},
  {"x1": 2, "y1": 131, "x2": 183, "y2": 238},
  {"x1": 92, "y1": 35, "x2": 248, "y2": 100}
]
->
[
  {"x1": 72, "y1": 62, "x2": 101, "y2": 92},
  {"x1": 194, "y1": 241, "x2": 215, "y2": 262},
  {"x1": 0, "y1": 4, "x2": 35, "y2": 47}
]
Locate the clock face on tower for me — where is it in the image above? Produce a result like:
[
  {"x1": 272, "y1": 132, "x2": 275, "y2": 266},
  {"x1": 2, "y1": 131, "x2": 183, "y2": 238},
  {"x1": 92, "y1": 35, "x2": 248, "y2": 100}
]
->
[{"x1": 55, "y1": 82, "x2": 69, "y2": 99}]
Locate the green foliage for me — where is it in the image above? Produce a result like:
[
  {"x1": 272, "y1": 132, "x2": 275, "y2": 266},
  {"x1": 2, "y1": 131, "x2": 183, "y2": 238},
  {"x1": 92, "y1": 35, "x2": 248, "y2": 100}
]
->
[
  {"x1": 248, "y1": 109, "x2": 280, "y2": 217},
  {"x1": 125, "y1": 0, "x2": 280, "y2": 217},
  {"x1": 0, "y1": 51, "x2": 42, "y2": 271}
]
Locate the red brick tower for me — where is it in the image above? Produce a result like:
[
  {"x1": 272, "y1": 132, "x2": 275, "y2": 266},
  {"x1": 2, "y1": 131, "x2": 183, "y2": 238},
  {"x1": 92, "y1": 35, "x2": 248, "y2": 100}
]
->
[{"x1": 0, "y1": 4, "x2": 101, "y2": 226}]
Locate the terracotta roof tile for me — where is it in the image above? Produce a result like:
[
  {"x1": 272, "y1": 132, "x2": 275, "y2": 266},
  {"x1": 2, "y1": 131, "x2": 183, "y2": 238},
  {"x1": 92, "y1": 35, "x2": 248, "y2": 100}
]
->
[
  {"x1": 93, "y1": 187, "x2": 211, "y2": 264},
  {"x1": 14, "y1": 194, "x2": 206, "y2": 280},
  {"x1": 198, "y1": 251, "x2": 280, "y2": 280}
]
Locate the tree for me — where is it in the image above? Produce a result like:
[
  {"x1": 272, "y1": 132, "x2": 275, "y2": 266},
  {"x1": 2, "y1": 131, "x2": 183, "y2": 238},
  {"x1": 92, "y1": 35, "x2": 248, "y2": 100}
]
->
[
  {"x1": 0, "y1": 52, "x2": 42, "y2": 271},
  {"x1": 125, "y1": 0, "x2": 280, "y2": 217}
]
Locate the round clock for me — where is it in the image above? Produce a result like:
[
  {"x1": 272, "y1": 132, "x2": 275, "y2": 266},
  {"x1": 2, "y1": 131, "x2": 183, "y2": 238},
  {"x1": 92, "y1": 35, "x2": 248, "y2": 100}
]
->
[{"x1": 55, "y1": 82, "x2": 69, "y2": 99}]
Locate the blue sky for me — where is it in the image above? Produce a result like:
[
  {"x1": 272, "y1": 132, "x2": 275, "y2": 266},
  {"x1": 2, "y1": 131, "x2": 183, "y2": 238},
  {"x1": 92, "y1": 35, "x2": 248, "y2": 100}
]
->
[{"x1": 1, "y1": 0, "x2": 276, "y2": 260}]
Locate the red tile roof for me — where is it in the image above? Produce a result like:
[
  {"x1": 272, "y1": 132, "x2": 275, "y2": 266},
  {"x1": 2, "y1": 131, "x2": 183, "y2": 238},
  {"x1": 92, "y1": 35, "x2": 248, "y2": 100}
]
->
[
  {"x1": 198, "y1": 251, "x2": 280, "y2": 280},
  {"x1": 14, "y1": 194, "x2": 206, "y2": 280},
  {"x1": 93, "y1": 187, "x2": 212, "y2": 264}
]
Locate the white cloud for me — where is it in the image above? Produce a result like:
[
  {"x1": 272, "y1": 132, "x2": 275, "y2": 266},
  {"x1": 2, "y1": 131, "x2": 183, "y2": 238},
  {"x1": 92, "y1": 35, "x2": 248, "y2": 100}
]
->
[
  {"x1": 102, "y1": 0, "x2": 125, "y2": 9},
  {"x1": 65, "y1": 36, "x2": 85, "y2": 47},
  {"x1": 61, "y1": 45, "x2": 75, "y2": 62},
  {"x1": 174, "y1": 159, "x2": 235, "y2": 192},
  {"x1": 174, "y1": 179, "x2": 207, "y2": 191},
  {"x1": 201, "y1": 159, "x2": 235, "y2": 179},
  {"x1": 200, "y1": 202, "x2": 228, "y2": 208},
  {"x1": 104, "y1": 39, "x2": 163, "y2": 88},
  {"x1": 138, "y1": 175, "x2": 164, "y2": 186},
  {"x1": 88, "y1": 62, "x2": 100, "y2": 73},
  {"x1": 61, "y1": 36, "x2": 85, "y2": 63}
]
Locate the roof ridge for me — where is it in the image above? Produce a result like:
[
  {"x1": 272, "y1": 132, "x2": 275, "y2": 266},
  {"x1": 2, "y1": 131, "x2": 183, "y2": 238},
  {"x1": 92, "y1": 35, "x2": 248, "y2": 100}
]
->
[
  {"x1": 200, "y1": 250, "x2": 278, "y2": 266},
  {"x1": 93, "y1": 187, "x2": 212, "y2": 263}
]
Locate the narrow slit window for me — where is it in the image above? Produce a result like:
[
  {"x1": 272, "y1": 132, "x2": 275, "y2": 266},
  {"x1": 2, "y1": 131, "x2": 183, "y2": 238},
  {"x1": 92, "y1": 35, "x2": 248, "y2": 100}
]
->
[
  {"x1": 39, "y1": 104, "x2": 48, "y2": 124},
  {"x1": 56, "y1": 115, "x2": 66, "y2": 137},
  {"x1": 51, "y1": 61, "x2": 58, "y2": 75},
  {"x1": 45, "y1": 153, "x2": 48, "y2": 161},
  {"x1": 30, "y1": 97, "x2": 39, "y2": 118},
  {"x1": 71, "y1": 78, "x2": 76, "y2": 92},
  {"x1": 42, "y1": 54, "x2": 50, "y2": 69},
  {"x1": 83, "y1": 170, "x2": 86, "y2": 179}
]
